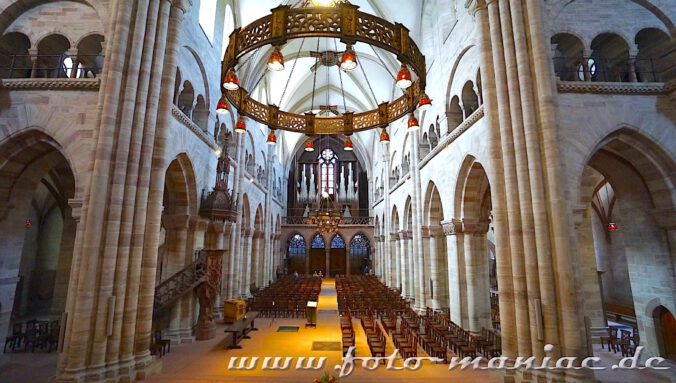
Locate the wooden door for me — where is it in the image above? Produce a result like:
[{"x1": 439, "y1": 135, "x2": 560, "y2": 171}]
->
[
  {"x1": 660, "y1": 309, "x2": 676, "y2": 361},
  {"x1": 330, "y1": 249, "x2": 346, "y2": 277},
  {"x1": 309, "y1": 249, "x2": 325, "y2": 275},
  {"x1": 287, "y1": 255, "x2": 306, "y2": 276}
]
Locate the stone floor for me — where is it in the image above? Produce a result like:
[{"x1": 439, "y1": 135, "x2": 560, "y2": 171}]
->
[{"x1": 0, "y1": 280, "x2": 672, "y2": 382}]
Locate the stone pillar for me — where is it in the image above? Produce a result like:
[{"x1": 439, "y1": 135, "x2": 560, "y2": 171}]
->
[
  {"x1": 398, "y1": 231, "x2": 408, "y2": 298},
  {"x1": 573, "y1": 207, "x2": 605, "y2": 327},
  {"x1": 390, "y1": 233, "x2": 400, "y2": 291},
  {"x1": 29, "y1": 48, "x2": 39, "y2": 78},
  {"x1": 406, "y1": 232, "x2": 415, "y2": 303},
  {"x1": 325, "y1": 246, "x2": 331, "y2": 277},
  {"x1": 462, "y1": 219, "x2": 491, "y2": 333},
  {"x1": 442, "y1": 219, "x2": 468, "y2": 327},
  {"x1": 163, "y1": 214, "x2": 192, "y2": 344},
  {"x1": 426, "y1": 228, "x2": 447, "y2": 309},
  {"x1": 410, "y1": 132, "x2": 426, "y2": 309},
  {"x1": 240, "y1": 227, "x2": 253, "y2": 297}
]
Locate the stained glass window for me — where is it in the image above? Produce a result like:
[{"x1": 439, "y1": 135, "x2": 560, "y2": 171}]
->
[
  {"x1": 331, "y1": 235, "x2": 345, "y2": 249},
  {"x1": 311, "y1": 234, "x2": 325, "y2": 248},
  {"x1": 350, "y1": 234, "x2": 370, "y2": 256},
  {"x1": 288, "y1": 234, "x2": 305, "y2": 256},
  {"x1": 318, "y1": 148, "x2": 336, "y2": 195}
]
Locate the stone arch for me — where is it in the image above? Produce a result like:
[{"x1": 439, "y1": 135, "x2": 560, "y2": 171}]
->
[
  {"x1": 286, "y1": 232, "x2": 306, "y2": 275},
  {"x1": 193, "y1": 94, "x2": 209, "y2": 132},
  {"x1": 75, "y1": 33, "x2": 104, "y2": 78},
  {"x1": 574, "y1": 127, "x2": 675, "y2": 359},
  {"x1": 35, "y1": 33, "x2": 71, "y2": 78},
  {"x1": 452, "y1": 155, "x2": 493, "y2": 331},
  {"x1": 0, "y1": 32, "x2": 31, "y2": 78},
  {"x1": 635, "y1": 27, "x2": 674, "y2": 82},
  {"x1": 590, "y1": 33, "x2": 630, "y2": 82},
  {"x1": 447, "y1": 95, "x2": 463, "y2": 133},
  {"x1": 0, "y1": 129, "x2": 78, "y2": 362},
  {"x1": 349, "y1": 232, "x2": 371, "y2": 275},
  {"x1": 423, "y1": 181, "x2": 449, "y2": 309},
  {"x1": 177, "y1": 80, "x2": 195, "y2": 117},
  {"x1": 461, "y1": 81, "x2": 479, "y2": 118},
  {"x1": 551, "y1": 32, "x2": 585, "y2": 81},
  {"x1": 250, "y1": 205, "x2": 264, "y2": 289}
]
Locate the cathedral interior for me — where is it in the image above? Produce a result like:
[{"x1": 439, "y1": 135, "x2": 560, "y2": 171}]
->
[{"x1": 0, "y1": 0, "x2": 674, "y2": 382}]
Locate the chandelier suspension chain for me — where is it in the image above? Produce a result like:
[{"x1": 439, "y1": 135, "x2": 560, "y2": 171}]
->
[
  {"x1": 279, "y1": 38, "x2": 306, "y2": 106},
  {"x1": 358, "y1": 53, "x2": 379, "y2": 107},
  {"x1": 310, "y1": 37, "x2": 320, "y2": 112},
  {"x1": 236, "y1": 46, "x2": 262, "y2": 85},
  {"x1": 370, "y1": 44, "x2": 405, "y2": 96},
  {"x1": 333, "y1": 39, "x2": 349, "y2": 114}
]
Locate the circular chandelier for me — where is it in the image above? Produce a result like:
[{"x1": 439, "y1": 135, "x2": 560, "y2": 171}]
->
[
  {"x1": 218, "y1": 0, "x2": 429, "y2": 136},
  {"x1": 306, "y1": 191, "x2": 343, "y2": 234}
]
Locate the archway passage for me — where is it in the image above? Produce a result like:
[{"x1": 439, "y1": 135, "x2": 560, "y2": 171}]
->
[
  {"x1": 574, "y1": 129, "x2": 675, "y2": 360},
  {"x1": 0, "y1": 130, "x2": 76, "y2": 359},
  {"x1": 654, "y1": 306, "x2": 676, "y2": 361},
  {"x1": 423, "y1": 182, "x2": 449, "y2": 310},
  {"x1": 309, "y1": 233, "x2": 326, "y2": 276},
  {"x1": 329, "y1": 234, "x2": 346, "y2": 277},
  {"x1": 349, "y1": 233, "x2": 370, "y2": 275},
  {"x1": 286, "y1": 233, "x2": 306, "y2": 275}
]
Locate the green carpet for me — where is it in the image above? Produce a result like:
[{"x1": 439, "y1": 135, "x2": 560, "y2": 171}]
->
[{"x1": 276, "y1": 326, "x2": 300, "y2": 333}]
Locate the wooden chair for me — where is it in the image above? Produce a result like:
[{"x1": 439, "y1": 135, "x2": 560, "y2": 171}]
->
[{"x1": 153, "y1": 330, "x2": 171, "y2": 356}]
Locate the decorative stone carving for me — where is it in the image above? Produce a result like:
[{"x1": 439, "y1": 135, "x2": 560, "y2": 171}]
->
[
  {"x1": 1, "y1": 78, "x2": 100, "y2": 90},
  {"x1": 557, "y1": 80, "x2": 667, "y2": 95},
  {"x1": 200, "y1": 133, "x2": 238, "y2": 222},
  {"x1": 195, "y1": 250, "x2": 224, "y2": 341},
  {"x1": 172, "y1": 104, "x2": 219, "y2": 151},
  {"x1": 441, "y1": 219, "x2": 463, "y2": 235}
]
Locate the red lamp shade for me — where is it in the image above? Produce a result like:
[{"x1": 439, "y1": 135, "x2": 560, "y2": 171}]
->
[
  {"x1": 607, "y1": 222, "x2": 619, "y2": 231},
  {"x1": 343, "y1": 136, "x2": 354, "y2": 151},
  {"x1": 268, "y1": 46, "x2": 285, "y2": 71},
  {"x1": 266, "y1": 130, "x2": 277, "y2": 145},
  {"x1": 304, "y1": 139, "x2": 315, "y2": 152},
  {"x1": 379, "y1": 128, "x2": 390, "y2": 143},
  {"x1": 216, "y1": 96, "x2": 230, "y2": 115},
  {"x1": 25, "y1": 219, "x2": 32, "y2": 228},
  {"x1": 235, "y1": 117, "x2": 246, "y2": 134},
  {"x1": 340, "y1": 45, "x2": 358, "y2": 72},
  {"x1": 396, "y1": 63, "x2": 412, "y2": 89},
  {"x1": 407, "y1": 113, "x2": 419, "y2": 130},
  {"x1": 418, "y1": 93, "x2": 432, "y2": 111},
  {"x1": 223, "y1": 68, "x2": 239, "y2": 90}
]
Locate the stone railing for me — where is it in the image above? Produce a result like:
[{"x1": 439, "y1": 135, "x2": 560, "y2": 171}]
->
[
  {"x1": 557, "y1": 80, "x2": 668, "y2": 95},
  {"x1": 1, "y1": 77, "x2": 100, "y2": 90},
  {"x1": 171, "y1": 104, "x2": 220, "y2": 151},
  {"x1": 153, "y1": 251, "x2": 208, "y2": 315}
]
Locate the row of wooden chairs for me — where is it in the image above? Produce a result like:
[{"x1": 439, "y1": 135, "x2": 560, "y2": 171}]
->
[
  {"x1": 361, "y1": 311, "x2": 387, "y2": 357},
  {"x1": 392, "y1": 316, "x2": 418, "y2": 359},
  {"x1": 250, "y1": 276, "x2": 322, "y2": 318},
  {"x1": 341, "y1": 310, "x2": 355, "y2": 356},
  {"x1": 600, "y1": 327, "x2": 640, "y2": 357},
  {"x1": 4, "y1": 320, "x2": 59, "y2": 353}
]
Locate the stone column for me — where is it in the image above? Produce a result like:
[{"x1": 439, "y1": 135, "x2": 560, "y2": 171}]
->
[
  {"x1": 406, "y1": 231, "x2": 415, "y2": 303},
  {"x1": 462, "y1": 219, "x2": 491, "y2": 333},
  {"x1": 29, "y1": 48, "x2": 39, "y2": 78},
  {"x1": 442, "y1": 219, "x2": 468, "y2": 326},
  {"x1": 426, "y1": 228, "x2": 447, "y2": 309},
  {"x1": 421, "y1": 227, "x2": 432, "y2": 308},
  {"x1": 573, "y1": 207, "x2": 605, "y2": 327},
  {"x1": 163, "y1": 214, "x2": 191, "y2": 344},
  {"x1": 390, "y1": 233, "x2": 400, "y2": 290},
  {"x1": 325, "y1": 245, "x2": 331, "y2": 277},
  {"x1": 410, "y1": 132, "x2": 426, "y2": 309},
  {"x1": 467, "y1": 0, "x2": 518, "y2": 359},
  {"x1": 398, "y1": 231, "x2": 408, "y2": 298},
  {"x1": 240, "y1": 227, "x2": 253, "y2": 297}
]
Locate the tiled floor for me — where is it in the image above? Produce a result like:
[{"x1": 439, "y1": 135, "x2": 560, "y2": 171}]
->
[{"x1": 0, "y1": 281, "x2": 672, "y2": 382}]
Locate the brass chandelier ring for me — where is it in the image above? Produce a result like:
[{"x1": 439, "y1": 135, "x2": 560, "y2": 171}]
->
[{"x1": 220, "y1": 3, "x2": 427, "y2": 135}]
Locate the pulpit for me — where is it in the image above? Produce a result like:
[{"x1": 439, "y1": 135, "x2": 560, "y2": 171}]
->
[{"x1": 306, "y1": 301, "x2": 318, "y2": 328}]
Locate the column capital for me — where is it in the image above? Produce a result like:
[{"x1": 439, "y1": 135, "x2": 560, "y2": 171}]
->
[
  {"x1": 253, "y1": 230, "x2": 265, "y2": 239},
  {"x1": 421, "y1": 226, "x2": 430, "y2": 238},
  {"x1": 163, "y1": 214, "x2": 190, "y2": 230},
  {"x1": 207, "y1": 219, "x2": 228, "y2": 234},
  {"x1": 441, "y1": 218, "x2": 463, "y2": 236},
  {"x1": 241, "y1": 226, "x2": 253, "y2": 238},
  {"x1": 389, "y1": 232, "x2": 399, "y2": 241},
  {"x1": 398, "y1": 230, "x2": 412, "y2": 240},
  {"x1": 171, "y1": 0, "x2": 192, "y2": 13},
  {"x1": 68, "y1": 198, "x2": 84, "y2": 223}
]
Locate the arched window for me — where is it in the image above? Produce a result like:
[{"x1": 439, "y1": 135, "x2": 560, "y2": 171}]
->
[
  {"x1": 288, "y1": 234, "x2": 305, "y2": 256},
  {"x1": 222, "y1": 4, "x2": 235, "y2": 57},
  {"x1": 311, "y1": 234, "x2": 325, "y2": 249},
  {"x1": 350, "y1": 234, "x2": 370, "y2": 256},
  {"x1": 319, "y1": 148, "x2": 336, "y2": 195},
  {"x1": 199, "y1": 0, "x2": 218, "y2": 42},
  {"x1": 331, "y1": 235, "x2": 345, "y2": 249}
]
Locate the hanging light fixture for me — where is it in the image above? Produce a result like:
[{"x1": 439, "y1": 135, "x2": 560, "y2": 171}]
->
[
  {"x1": 396, "y1": 63, "x2": 412, "y2": 89},
  {"x1": 607, "y1": 222, "x2": 618, "y2": 232},
  {"x1": 223, "y1": 68, "x2": 239, "y2": 90},
  {"x1": 340, "y1": 44, "x2": 358, "y2": 72},
  {"x1": 235, "y1": 117, "x2": 246, "y2": 133},
  {"x1": 407, "y1": 113, "x2": 419, "y2": 130},
  {"x1": 418, "y1": 93, "x2": 432, "y2": 111},
  {"x1": 379, "y1": 127, "x2": 390, "y2": 143},
  {"x1": 304, "y1": 138, "x2": 315, "y2": 152},
  {"x1": 267, "y1": 46, "x2": 285, "y2": 71},
  {"x1": 266, "y1": 129, "x2": 277, "y2": 145},
  {"x1": 343, "y1": 135, "x2": 354, "y2": 151},
  {"x1": 216, "y1": 96, "x2": 230, "y2": 115}
]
